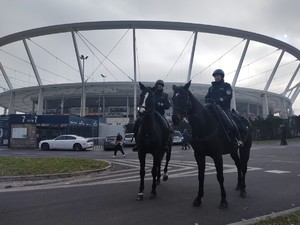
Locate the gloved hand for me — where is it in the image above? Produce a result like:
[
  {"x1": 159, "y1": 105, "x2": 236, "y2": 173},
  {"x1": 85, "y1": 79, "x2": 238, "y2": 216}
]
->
[{"x1": 215, "y1": 98, "x2": 224, "y2": 104}]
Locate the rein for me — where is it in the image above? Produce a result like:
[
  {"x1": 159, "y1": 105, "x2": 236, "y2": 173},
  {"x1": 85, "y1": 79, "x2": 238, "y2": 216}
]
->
[{"x1": 181, "y1": 91, "x2": 221, "y2": 143}]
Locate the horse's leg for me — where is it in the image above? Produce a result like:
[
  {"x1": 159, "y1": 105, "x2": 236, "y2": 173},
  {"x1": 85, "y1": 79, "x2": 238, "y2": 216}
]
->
[
  {"x1": 136, "y1": 151, "x2": 146, "y2": 201},
  {"x1": 163, "y1": 148, "x2": 171, "y2": 181},
  {"x1": 213, "y1": 156, "x2": 228, "y2": 209},
  {"x1": 238, "y1": 145, "x2": 250, "y2": 198},
  {"x1": 230, "y1": 152, "x2": 242, "y2": 191},
  {"x1": 193, "y1": 153, "x2": 205, "y2": 207},
  {"x1": 156, "y1": 154, "x2": 162, "y2": 185},
  {"x1": 149, "y1": 155, "x2": 159, "y2": 199}
]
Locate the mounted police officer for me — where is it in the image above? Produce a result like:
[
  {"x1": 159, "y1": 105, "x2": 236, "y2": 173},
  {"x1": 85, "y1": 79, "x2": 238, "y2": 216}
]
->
[
  {"x1": 132, "y1": 79, "x2": 171, "y2": 151},
  {"x1": 205, "y1": 69, "x2": 243, "y2": 150},
  {"x1": 153, "y1": 80, "x2": 170, "y2": 116}
]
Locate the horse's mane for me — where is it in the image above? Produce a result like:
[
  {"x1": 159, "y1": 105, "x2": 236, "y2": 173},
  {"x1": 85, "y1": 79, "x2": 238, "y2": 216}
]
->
[{"x1": 187, "y1": 90, "x2": 205, "y2": 113}]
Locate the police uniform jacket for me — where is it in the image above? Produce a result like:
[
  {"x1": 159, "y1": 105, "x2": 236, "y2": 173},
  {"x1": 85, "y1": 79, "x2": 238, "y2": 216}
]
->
[
  {"x1": 154, "y1": 90, "x2": 171, "y2": 115},
  {"x1": 205, "y1": 79, "x2": 232, "y2": 110}
]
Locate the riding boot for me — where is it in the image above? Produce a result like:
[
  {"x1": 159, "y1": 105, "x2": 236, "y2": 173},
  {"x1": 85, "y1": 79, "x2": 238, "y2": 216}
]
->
[
  {"x1": 215, "y1": 105, "x2": 243, "y2": 150},
  {"x1": 228, "y1": 130, "x2": 242, "y2": 151},
  {"x1": 232, "y1": 121, "x2": 243, "y2": 147},
  {"x1": 154, "y1": 111, "x2": 171, "y2": 151}
]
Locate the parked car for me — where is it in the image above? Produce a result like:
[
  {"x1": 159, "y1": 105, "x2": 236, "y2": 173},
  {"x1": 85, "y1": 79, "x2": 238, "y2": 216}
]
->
[
  {"x1": 103, "y1": 136, "x2": 117, "y2": 151},
  {"x1": 39, "y1": 135, "x2": 94, "y2": 151},
  {"x1": 123, "y1": 133, "x2": 135, "y2": 147},
  {"x1": 172, "y1": 130, "x2": 183, "y2": 145}
]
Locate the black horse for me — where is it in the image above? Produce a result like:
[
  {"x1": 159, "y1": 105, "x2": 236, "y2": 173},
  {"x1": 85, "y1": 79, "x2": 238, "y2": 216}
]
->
[
  {"x1": 172, "y1": 81, "x2": 252, "y2": 208},
  {"x1": 136, "y1": 82, "x2": 172, "y2": 201}
]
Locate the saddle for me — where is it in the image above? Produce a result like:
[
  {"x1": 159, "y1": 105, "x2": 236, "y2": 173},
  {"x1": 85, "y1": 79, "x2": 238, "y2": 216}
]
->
[{"x1": 205, "y1": 104, "x2": 249, "y2": 144}]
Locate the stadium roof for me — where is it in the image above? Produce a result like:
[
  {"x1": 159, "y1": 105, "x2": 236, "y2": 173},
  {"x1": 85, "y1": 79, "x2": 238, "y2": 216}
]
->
[{"x1": 0, "y1": 21, "x2": 299, "y2": 117}]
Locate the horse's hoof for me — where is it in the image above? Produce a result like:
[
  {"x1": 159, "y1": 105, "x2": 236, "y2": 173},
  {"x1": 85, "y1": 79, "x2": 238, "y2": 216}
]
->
[
  {"x1": 136, "y1": 193, "x2": 144, "y2": 201},
  {"x1": 240, "y1": 190, "x2": 246, "y2": 198},
  {"x1": 219, "y1": 200, "x2": 228, "y2": 209},
  {"x1": 149, "y1": 193, "x2": 157, "y2": 199},
  {"x1": 163, "y1": 175, "x2": 168, "y2": 181},
  {"x1": 192, "y1": 199, "x2": 201, "y2": 207}
]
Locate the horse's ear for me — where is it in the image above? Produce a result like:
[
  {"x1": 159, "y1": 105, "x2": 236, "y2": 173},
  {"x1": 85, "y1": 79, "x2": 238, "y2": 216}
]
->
[
  {"x1": 183, "y1": 80, "x2": 191, "y2": 91},
  {"x1": 139, "y1": 82, "x2": 145, "y2": 90}
]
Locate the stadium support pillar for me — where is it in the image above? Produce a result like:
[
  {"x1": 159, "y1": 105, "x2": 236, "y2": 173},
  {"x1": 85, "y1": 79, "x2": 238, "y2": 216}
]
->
[
  {"x1": 126, "y1": 96, "x2": 129, "y2": 118},
  {"x1": 8, "y1": 91, "x2": 16, "y2": 114},
  {"x1": 60, "y1": 97, "x2": 64, "y2": 114},
  {"x1": 36, "y1": 88, "x2": 44, "y2": 115},
  {"x1": 279, "y1": 98, "x2": 288, "y2": 119},
  {"x1": 261, "y1": 93, "x2": 269, "y2": 118},
  {"x1": 187, "y1": 32, "x2": 198, "y2": 82},
  {"x1": 132, "y1": 28, "x2": 137, "y2": 121},
  {"x1": 231, "y1": 90, "x2": 236, "y2": 110}
]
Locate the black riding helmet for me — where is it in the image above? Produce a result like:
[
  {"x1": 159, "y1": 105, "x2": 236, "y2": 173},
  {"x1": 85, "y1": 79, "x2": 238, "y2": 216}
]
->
[
  {"x1": 155, "y1": 79, "x2": 164, "y2": 87},
  {"x1": 212, "y1": 69, "x2": 225, "y2": 79}
]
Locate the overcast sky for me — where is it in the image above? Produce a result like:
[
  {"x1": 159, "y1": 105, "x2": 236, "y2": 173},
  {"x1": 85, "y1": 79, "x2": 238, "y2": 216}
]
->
[
  {"x1": 1, "y1": 0, "x2": 299, "y2": 44},
  {"x1": 1, "y1": 0, "x2": 300, "y2": 113}
]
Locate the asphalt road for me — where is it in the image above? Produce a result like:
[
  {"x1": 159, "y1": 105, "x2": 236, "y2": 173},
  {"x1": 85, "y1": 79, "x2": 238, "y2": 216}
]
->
[{"x1": 0, "y1": 142, "x2": 299, "y2": 225}]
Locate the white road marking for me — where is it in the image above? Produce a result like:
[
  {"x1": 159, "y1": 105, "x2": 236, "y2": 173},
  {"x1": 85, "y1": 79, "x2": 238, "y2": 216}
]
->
[{"x1": 265, "y1": 170, "x2": 291, "y2": 174}]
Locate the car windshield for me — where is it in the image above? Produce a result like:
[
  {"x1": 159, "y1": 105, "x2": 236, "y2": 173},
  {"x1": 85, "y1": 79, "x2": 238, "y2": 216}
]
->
[
  {"x1": 125, "y1": 134, "x2": 133, "y2": 138},
  {"x1": 106, "y1": 137, "x2": 116, "y2": 141},
  {"x1": 174, "y1": 131, "x2": 181, "y2": 136}
]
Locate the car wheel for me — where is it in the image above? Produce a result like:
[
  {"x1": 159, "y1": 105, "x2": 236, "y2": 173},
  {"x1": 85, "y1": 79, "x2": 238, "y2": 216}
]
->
[
  {"x1": 41, "y1": 143, "x2": 50, "y2": 151},
  {"x1": 73, "y1": 143, "x2": 82, "y2": 151}
]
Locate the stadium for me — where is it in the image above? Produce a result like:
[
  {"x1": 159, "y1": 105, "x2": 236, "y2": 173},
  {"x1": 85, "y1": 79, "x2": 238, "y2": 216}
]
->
[{"x1": 0, "y1": 21, "x2": 300, "y2": 147}]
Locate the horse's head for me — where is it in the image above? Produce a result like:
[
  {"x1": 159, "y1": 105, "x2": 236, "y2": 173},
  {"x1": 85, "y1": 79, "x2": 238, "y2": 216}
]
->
[
  {"x1": 138, "y1": 82, "x2": 155, "y2": 117},
  {"x1": 172, "y1": 80, "x2": 192, "y2": 125}
]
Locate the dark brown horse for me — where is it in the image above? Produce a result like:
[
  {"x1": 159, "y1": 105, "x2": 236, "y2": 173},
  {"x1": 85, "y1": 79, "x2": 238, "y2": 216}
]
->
[
  {"x1": 172, "y1": 81, "x2": 252, "y2": 208},
  {"x1": 136, "y1": 82, "x2": 172, "y2": 201}
]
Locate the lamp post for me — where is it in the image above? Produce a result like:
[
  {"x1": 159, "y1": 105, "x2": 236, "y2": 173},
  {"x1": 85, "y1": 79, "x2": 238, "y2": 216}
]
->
[
  {"x1": 100, "y1": 74, "x2": 106, "y2": 116},
  {"x1": 79, "y1": 55, "x2": 88, "y2": 117}
]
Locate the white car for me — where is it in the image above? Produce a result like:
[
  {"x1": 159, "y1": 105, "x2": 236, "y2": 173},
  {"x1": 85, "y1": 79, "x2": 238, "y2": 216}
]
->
[
  {"x1": 39, "y1": 135, "x2": 94, "y2": 151},
  {"x1": 123, "y1": 133, "x2": 136, "y2": 147},
  {"x1": 172, "y1": 130, "x2": 183, "y2": 145}
]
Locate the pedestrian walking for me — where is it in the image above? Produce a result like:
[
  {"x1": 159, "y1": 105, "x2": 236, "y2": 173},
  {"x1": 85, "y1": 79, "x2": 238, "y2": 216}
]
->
[
  {"x1": 113, "y1": 133, "x2": 125, "y2": 157},
  {"x1": 280, "y1": 125, "x2": 288, "y2": 146},
  {"x1": 181, "y1": 129, "x2": 191, "y2": 150}
]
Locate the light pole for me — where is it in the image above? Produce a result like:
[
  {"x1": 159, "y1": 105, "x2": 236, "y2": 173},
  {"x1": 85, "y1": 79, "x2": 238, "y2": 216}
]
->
[
  {"x1": 100, "y1": 74, "x2": 106, "y2": 116},
  {"x1": 79, "y1": 55, "x2": 88, "y2": 117},
  {"x1": 80, "y1": 55, "x2": 88, "y2": 74}
]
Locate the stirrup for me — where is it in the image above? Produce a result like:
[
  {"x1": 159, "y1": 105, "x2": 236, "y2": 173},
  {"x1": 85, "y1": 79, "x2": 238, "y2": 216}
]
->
[
  {"x1": 234, "y1": 138, "x2": 243, "y2": 147},
  {"x1": 237, "y1": 140, "x2": 243, "y2": 147}
]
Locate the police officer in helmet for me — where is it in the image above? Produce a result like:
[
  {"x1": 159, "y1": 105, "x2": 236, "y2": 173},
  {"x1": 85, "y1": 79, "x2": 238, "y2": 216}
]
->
[
  {"x1": 153, "y1": 79, "x2": 170, "y2": 116},
  {"x1": 205, "y1": 69, "x2": 243, "y2": 150},
  {"x1": 132, "y1": 79, "x2": 171, "y2": 151}
]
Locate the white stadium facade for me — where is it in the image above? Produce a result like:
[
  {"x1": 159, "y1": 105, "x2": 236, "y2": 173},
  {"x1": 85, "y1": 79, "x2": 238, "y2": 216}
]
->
[{"x1": 1, "y1": 20, "x2": 300, "y2": 123}]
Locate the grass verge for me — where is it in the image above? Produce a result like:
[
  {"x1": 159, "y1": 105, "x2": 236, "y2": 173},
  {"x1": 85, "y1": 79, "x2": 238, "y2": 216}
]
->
[
  {"x1": 0, "y1": 157, "x2": 109, "y2": 176},
  {"x1": 250, "y1": 209, "x2": 300, "y2": 225}
]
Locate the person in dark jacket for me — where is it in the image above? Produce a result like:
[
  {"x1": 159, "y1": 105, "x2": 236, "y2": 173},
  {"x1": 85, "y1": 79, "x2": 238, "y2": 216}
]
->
[
  {"x1": 280, "y1": 125, "x2": 288, "y2": 145},
  {"x1": 113, "y1": 132, "x2": 125, "y2": 157},
  {"x1": 205, "y1": 69, "x2": 242, "y2": 150},
  {"x1": 153, "y1": 79, "x2": 171, "y2": 116},
  {"x1": 181, "y1": 129, "x2": 191, "y2": 150}
]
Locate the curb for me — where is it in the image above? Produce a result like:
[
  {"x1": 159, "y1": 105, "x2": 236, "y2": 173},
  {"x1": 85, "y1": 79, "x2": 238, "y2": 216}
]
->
[
  {"x1": 227, "y1": 206, "x2": 300, "y2": 225},
  {"x1": 0, "y1": 161, "x2": 112, "y2": 182}
]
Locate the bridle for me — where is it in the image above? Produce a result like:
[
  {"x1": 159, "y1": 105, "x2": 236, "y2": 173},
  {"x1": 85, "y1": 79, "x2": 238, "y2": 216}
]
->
[
  {"x1": 172, "y1": 90, "x2": 192, "y2": 120},
  {"x1": 138, "y1": 89, "x2": 154, "y2": 116}
]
